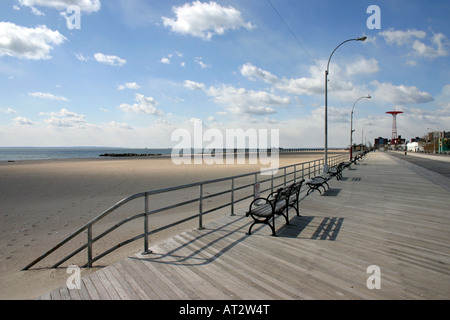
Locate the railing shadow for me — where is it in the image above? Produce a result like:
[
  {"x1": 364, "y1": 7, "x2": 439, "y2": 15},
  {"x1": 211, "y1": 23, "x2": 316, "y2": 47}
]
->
[{"x1": 131, "y1": 215, "x2": 252, "y2": 266}]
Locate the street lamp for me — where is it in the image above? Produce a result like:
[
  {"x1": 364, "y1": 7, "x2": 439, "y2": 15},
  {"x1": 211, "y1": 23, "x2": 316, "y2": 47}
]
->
[
  {"x1": 427, "y1": 127, "x2": 436, "y2": 154},
  {"x1": 362, "y1": 123, "x2": 373, "y2": 154},
  {"x1": 350, "y1": 95, "x2": 372, "y2": 160},
  {"x1": 324, "y1": 36, "x2": 367, "y2": 172}
]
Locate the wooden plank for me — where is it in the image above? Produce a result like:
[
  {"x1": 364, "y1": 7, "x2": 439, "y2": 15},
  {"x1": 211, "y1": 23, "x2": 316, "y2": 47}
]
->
[
  {"x1": 101, "y1": 267, "x2": 131, "y2": 300},
  {"x1": 113, "y1": 260, "x2": 150, "y2": 300},
  {"x1": 96, "y1": 268, "x2": 121, "y2": 300},
  {"x1": 81, "y1": 275, "x2": 100, "y2": 300},
  {"x1": 88, "y1": 272, "x2": 111, "y2": 300}
]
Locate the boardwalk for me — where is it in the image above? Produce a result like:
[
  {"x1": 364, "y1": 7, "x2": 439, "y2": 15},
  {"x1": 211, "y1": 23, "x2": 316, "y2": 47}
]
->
[{"x1": 38, "y1": 152, "x2": 450, "y2": 300}]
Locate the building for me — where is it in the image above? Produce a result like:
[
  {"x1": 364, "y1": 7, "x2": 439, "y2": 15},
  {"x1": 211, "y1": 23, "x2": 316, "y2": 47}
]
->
[
  {"x1": 439, "y1": 131, "x2": 450, "y2": 154},
  {"x1": 374, "y1": 137, "x2": 389, "y2": 150}
]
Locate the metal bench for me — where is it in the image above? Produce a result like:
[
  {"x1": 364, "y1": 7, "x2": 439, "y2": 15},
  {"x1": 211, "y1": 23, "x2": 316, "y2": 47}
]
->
[{"x1": 246, "y1": 181, "x2": 304, "y2": 236}]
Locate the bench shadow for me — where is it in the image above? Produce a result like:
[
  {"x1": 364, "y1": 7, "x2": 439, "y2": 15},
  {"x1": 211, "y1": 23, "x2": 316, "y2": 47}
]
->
[
  {"x1": 323, "y1": 188, "x2": 341, "y2": 196},
  {"x1": 278, "y1": 216, "x2": 314, "y2": 238},
  {"x1": 279, "y1": 216, "x2": 344, "y2": 241},
  {"x1": 311, "y1": 217, "x2": 344, "y2": 241}
]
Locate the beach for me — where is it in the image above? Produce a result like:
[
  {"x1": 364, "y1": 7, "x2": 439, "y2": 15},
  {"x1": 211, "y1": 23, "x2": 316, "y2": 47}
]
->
[{"x1": 0, "y1": 151, "x2": 345, "y2": 300}]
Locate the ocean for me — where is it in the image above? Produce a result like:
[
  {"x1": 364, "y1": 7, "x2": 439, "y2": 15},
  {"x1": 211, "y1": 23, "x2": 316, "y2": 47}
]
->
[{"x1": 0, "y1": 147, "x2": 173, "y2": 162}]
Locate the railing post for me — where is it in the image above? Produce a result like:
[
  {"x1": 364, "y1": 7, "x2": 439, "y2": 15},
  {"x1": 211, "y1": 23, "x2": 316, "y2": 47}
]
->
[
  {"x1": 198, "y1": 184, "x2": 204, "y2": 230},
  {"x1": 87, "y1": 225, "x2": 93, "y2": 268},
  {"x1": 143, "y1": 192, "x2": 152, "y2": 254},
  {"x1": 231, "y1": 178, "x2": 235, "y2": 216},
  {"x1": 271, "y1": 171, "x2": 274, "y2": 193},
  {"x1": 284, "y1": 167, "x2": 287, "y2": 186}
]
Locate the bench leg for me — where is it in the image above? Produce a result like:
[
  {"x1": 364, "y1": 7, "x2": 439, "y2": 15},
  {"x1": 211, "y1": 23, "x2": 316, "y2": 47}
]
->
[{"x1": 247, "y1": 216, "x2": 277, "y2": 236}]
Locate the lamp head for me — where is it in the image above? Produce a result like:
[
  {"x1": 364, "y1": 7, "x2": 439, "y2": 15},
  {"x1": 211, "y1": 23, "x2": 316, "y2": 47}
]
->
[
  {"x1": 357, "y1": 36, "x2": 367, "y2": 41},
  {"x1": 367, "y1": 94, "x2": 372, "y2": 99}
]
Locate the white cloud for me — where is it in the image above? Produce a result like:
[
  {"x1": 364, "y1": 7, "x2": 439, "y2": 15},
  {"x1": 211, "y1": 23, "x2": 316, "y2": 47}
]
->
[
  {"x1": 118, "y1": 82, "x2": 141, "y2": 90},
  {"x1": 75, "y1": 53, "x2": 90, "y2": 61},
  {"x1": 40, "y1": 108, "x2": 86, "y2": 127},
  {"x1": 18, "y1": 0, "x2": 101, "y2": 13},
  {"x1": 0, "y1": 22, "x2": 66, "y2": 60},
  {"x1": 29, "y1": 92, "x2": 69, "y2": 102},
  {"x1": 162, "y1": 1, "x2": 254, "y2": 41},
  {"x1": 379, "y1": 28, "x2": 449, "y2": 60},
  {"x1": 94, "y1": 53, "x2": 126, "y2": 66},
  {"x1": 240, "y1": 63, "x2": 279, "y2": 84},
  {"x1": 194, "y1": 57, "x2": 210, "y2": 69},
  {"x1": 379, "y1": 29, "x2": 426, "y2": 46},
  {"x1": 412, "y1": 33, "x2": 449, "y2": 59},
  {"x1": 345, "y1": 58, "x2": 380, "y2": 76},
  {"x1": 206, "y1": 85, "x2": 290, "y2": 116},
  {"x1": 184, "y1": 80, "x2": 206, "y2": 90},
  {"x1": 0, "y1": 107, "x2": 18, "y2": 114},
  {"x1": 371, "y1": 81, "x2": 434, "y2": 105},
  {"x1": 160, "y1": 57, "x2": 171, "y2": 64},
  {"x1": 13, "y1": 116, "x2": 36, "y2": 126},
  {"x1": 119, "y1": 93, "x2": 164, "y2": 116}
]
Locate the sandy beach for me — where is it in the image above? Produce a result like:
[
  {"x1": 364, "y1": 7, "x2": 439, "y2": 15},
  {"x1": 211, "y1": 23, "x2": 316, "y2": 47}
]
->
[{"x1": 0, "y1": 151, "x2": 345, "y2": 300}]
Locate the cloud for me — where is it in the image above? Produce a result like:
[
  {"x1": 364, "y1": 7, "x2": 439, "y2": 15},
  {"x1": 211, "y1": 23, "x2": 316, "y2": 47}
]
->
[
  {"x1": 18, "y1": 0, "x2": 101, "y2": 13},
  {"x1": 0, "y1": 107, "x2": 18, "y2": 114},
  {"x1": 379, "y1": 28, "x2": 449, "y2": 60},
  {"x1": 75, "y1": 53, "x2": 90, "y2": 61},
  {"x1": 29, "y1": 92, "x2": 69, "y2": 102},
  {"x1": 379, "y1": 29, "x2": 426, "y2": 46},
  {"x1": 184, "y1": 80, "x2": 206, "y2": 90},
  {"x1": 412, "y1": 33, "x2": 449, "y2": 59},
  {"x1": 13, "y1": 116, "x2": 36, "y2": 126},
  {"x1": 240, "y1": 63, "x2": 279, "y2": 84},
  {"x1": 117, "y1": 82, "x2": 141, "y2": 90},
  {"x1": 345, "y1": 58, "x2": 380, "y2": 76},
  {"x1": 205, "y1": 85, "x2": 290, "y2": 116},
  {"x1": 39, "y1": 108, "x2": 86, "y2": 127},
  {"x1": 194, "y1": 57, "x2": 210, "y2": 69},
  {"x1": 162, "y1": 1, "x2": 254, "y2": 41},
  {"x1": 119, "y1": 93, "x2": 164, "y2": 116},
  {"x1": 94, "y1": 53, "x2": 126, "y2": 66},
  {"x1": 160, "y1": 57, "x2": 171, "y2": 64},
  {"x1": 0, "y1": 22, "x2": 66, "y2": 60},
  {"x1": 371, "y1": 81, "x2": 434, "y2": 105}
]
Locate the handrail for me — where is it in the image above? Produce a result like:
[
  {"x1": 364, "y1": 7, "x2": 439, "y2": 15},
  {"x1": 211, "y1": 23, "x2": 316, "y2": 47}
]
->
[{"x1": 22, "y1": 153, "x2": 349, "y2": 270}]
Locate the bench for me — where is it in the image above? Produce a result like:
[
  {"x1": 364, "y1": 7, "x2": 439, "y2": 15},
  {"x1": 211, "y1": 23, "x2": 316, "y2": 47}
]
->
[
  {"x1": 328, "y1": 162, "x2": 345, "y2": 180},
  {"x1": 306, "y1": 162, "x2": 346, "y2": 195},
  {"x1": 306, "y1": 176, "x2": 330, "y2": 195},
  {"x1": 246, "y1": 180, "x2": 304, "y2": 236}
]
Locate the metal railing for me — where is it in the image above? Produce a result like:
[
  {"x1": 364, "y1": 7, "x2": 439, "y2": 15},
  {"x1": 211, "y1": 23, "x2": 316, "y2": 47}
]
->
[{"x1": 22, "y1": 153, "x2": 348, "y2": 270}]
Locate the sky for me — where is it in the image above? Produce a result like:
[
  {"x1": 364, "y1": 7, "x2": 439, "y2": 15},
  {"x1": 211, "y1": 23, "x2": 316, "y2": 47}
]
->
[{"x1": 0, "y1": 0, "x2": 449, "y2": 148}]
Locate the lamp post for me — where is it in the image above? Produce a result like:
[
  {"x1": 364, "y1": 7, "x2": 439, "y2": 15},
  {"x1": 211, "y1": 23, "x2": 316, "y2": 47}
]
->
[
  {"x1": 427, "y1": 127, "x2": 436, "y2": 154},
  {"x1": 350, "y1": 95, "x2": 371, "y2": 160},
  {"x1": 324, "y1": 36, "x2": 367, "y2": 172},
  {"x1": 362, "y1": 123, "x2": 373, "y2": 154}
]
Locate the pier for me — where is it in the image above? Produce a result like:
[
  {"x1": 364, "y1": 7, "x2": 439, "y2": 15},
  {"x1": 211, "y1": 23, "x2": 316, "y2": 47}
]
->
[{"x1": 37, "y1": 151, "x2": 450, "y2": 300}]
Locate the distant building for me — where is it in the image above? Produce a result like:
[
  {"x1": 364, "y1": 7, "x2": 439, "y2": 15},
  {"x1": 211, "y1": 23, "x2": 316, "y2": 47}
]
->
[
  {"x1": 374, "y1": 137, "x2": 389, "y2": 150},
  {"x1": 439, "y1": 131, "x2": 450, "y2": 154}
]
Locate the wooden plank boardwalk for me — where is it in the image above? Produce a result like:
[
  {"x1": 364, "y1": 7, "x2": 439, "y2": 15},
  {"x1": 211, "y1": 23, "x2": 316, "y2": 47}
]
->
[{"x1": 38, "y1": 152, "x2": 450, "y2": 300}]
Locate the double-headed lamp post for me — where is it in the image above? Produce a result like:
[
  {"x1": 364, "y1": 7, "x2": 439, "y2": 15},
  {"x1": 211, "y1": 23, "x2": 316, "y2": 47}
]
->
[
  {"x1": 350, "y1": 95, "x2": 372, "y2": 160},
  {"x1": 324, "y1": 36, "x2": 367, "y2": 173}
]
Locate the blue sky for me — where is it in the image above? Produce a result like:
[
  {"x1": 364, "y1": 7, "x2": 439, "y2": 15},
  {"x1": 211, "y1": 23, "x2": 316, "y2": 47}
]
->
[{"x1": 0, "y1": 0, "x2": 449, "y2": 148}]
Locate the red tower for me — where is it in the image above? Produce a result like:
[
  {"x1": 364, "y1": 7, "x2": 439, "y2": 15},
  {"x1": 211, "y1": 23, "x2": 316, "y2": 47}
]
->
[{"x1": 386, "y1": 110, "x2": 404, "y2": 145}]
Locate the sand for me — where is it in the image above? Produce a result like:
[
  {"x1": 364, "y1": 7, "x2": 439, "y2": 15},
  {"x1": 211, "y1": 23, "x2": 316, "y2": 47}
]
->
[{"x1": 0, "y1": 151, "x2": 345, "y2": 300}]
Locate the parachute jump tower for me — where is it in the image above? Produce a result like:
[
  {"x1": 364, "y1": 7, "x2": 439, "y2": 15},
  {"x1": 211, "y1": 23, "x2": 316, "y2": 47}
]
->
[{"x1": 386, "y1": 110, "x2": 403, "y2": 145}]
